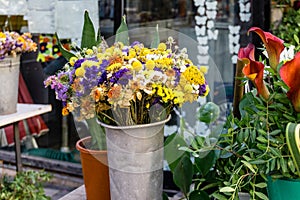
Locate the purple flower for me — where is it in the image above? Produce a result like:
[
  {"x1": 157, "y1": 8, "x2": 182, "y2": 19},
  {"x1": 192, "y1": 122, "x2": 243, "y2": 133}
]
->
[
  {"x1": 88, "y1": 56, "x2": 98, "y2": 62},
  {"x1": 110, "y1": 68, "x2": 131, "y2": 85},
  {"x1": 199, "y1": 83, "x2": 208, "y2": 96},
  {"x1": 81, "y1": 65, "x2": 102, "y2": 92},
  {"x1": 173, "y1": 68, "x2": 181, "y2": 86},
  {"x1": 122, "y1": 47, "x2": 129, "y2": 54},
  {"x1": 131, "y1": 41, "x2": 140, "y2": 47},
  {"x1": 98, "y1": 71, "x2": 107, "y2": 84},
  {"x1": 76, "y1": 91, "x2": 84, "y2": 97},
  {"x1": 74, "y1": 58, "x2": 86, "y2": 69},
  {"x1": 154, "y1": 67, "x2": 163, "y2": 72},
  {"x1": 100, "y1": 59, "x2": 110, "y2": 71},
  {"x1": 56, "y1": 86, "x2": 68, "y2": 101},
  {"x1": 69, "y1": 70, "x2": 75, "y2": 84}
]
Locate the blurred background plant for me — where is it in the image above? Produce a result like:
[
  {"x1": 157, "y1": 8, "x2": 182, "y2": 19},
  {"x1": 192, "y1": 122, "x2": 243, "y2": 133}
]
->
[
  {"x1": 272, "y1": 0, "x2": 300, "y2": 51},
  {"x1": 0, "y1": 170, "x2": 52, "y2": 200}
]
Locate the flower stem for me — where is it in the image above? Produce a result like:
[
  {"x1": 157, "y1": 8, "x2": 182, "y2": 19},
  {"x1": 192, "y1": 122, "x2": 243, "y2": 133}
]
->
[{"x1": 86, "y1": 117, "x2": 107, "y2": 150}]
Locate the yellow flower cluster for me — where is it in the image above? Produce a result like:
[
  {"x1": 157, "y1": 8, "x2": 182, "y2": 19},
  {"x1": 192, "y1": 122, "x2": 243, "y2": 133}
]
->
[{"x1": 182, "y1": 65, "x2": 206, "y2": 85}]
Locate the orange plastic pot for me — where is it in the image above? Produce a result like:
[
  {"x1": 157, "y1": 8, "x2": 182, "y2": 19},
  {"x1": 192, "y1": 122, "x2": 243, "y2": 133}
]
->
[{"x1": 76, "y1": 136, "x2": 110, "y2": 200}]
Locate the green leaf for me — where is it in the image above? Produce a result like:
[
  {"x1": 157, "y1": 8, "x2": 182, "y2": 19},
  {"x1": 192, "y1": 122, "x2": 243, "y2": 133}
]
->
[
  {"x1": 294, "y1": 34, "x2": 299, "y2": 45},
  {"x1": 250, "y1": 129, "x2": 257, "y2": 142},
  {"x1": 86, "y1": 117, "x2": 106, "y2": 150},
  {"x1": 150, "y1": 24, "x2": 160, "y2": 48},
  {"x1": 219, "y1": 186, "x2": 235, "y2": 193},
  {"x1": 241, "y1": 160, "x2": 256, "y2": 173},
  {"x1": 286, "y1": 122, "x2": 300, "y2": 177},
  {"x1": 256, "y1": 104, "x2": 267, "y2": 110},
  {"x1": 162, "y1": 192, "x2": 169, "y2": 200},
  {"x1": 96, "y1": 27, "x2": 102, "y2": 45},
  {"x1": 270, "y1": 158, "x2": 276, "y2": 171},
  {"x1": 198, "y1": 102, "x2": 220, "y2": 124},
  {"x1": 115, "y1": 15, "x2": 129, "y2": 45},
  {"x1": 173, "y1": 155, "x2": 193, "y2": 195},
  {"x1": 194, "y1": 150, "x2": 217, "y2": 176},
  {"x1": 212, "y1": 193, "x2": 228, "y2": 200},
  {"x1": 55, "y1": 32, "x2": 76, "y2": 61},
  {"x1": 81, "y1": 10, "x2": 97, "y2": 49},
  {"x1": 256, "y1": 136, "x2": 268, "y2": 143},
  {"x1": 270, "y1": 147, "x2": 281, "y2": 157},
  {"x1": 280, "y1": 157, "x2": 288, "y2": 174},
  {"x1": 249, "y1": 159, "x2": 267, "y2": 165},
  {"x1": 255, "y1": 191, "x2": 268, "y2": 200},
  {"x1": 178, "y1": 146, "x2": 194, "y2": 153},
  {"x1": 237, "y1": 129, "x2": 244, "y2": 143},
  {"x1": 258, "y1": 129, "x2": 267, "y2": 136},
  {"x1": 243, "y1": 155, "x2": 251, "y2": 161},
  {"x1": 269, "y1": 129, "x2": 281, "y2": 136},
  {"x1": 164, "y1": 133, "x2": 189, "y2": 172},
  {"x1": 254, "y1": 182, "x2": 267, "y2": 188},
  {"x1": 189, "y1": 190, "x2": 210, "y2": 200}
]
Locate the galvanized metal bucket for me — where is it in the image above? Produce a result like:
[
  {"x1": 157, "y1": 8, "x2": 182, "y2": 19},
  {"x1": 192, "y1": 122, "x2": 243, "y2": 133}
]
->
[
  {"x1": 99, "y1": 116, "x2": 171, "y2": 200},
  {"x1": 0, "y1": 55, "x2": 20, "y2": 115}
]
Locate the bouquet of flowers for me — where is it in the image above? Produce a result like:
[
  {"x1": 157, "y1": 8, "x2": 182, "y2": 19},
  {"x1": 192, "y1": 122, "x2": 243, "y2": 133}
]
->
[
  {"x1": 0, "y1": 31, "x2": 37, "y2": 59},
  {"x1": 45, "y1": 38, "x2": 210, "y2": 125},
  {"x1": 44, "y1": 12, "x2": 210, "y2": 150}
]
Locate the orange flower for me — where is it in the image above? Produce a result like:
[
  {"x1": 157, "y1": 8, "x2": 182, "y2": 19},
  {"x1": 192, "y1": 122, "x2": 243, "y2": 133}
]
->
[
  {"x1": 108, "y1": 85, "x2": 122, "y2": 99},
  {"x1": 280, "y1": 52, "x2": 300, "y2": 112},
  {"x1": 92, "y1": 87, "x2": 105, "y2": 102},
  {"x1": 62, "y1": 106, "x2": 69, "y2": 116},
  {"x1": 238, "y1": 44, "x2": 270, "y2": 100},
  {"x1": 248, "y1": 27, "x2": 284, "y2": 71},
  {"x1": 166, "y1": 69, "x2": 176, "y2": 77}
]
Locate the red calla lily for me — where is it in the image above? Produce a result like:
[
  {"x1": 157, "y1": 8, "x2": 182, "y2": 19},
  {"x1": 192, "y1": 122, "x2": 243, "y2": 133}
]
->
[
  {"x1": 279, "y1": 52, "x2": 300, "y2": 112},
  {"x1": 238, "y1": 43, "x2": 255, "y2": 60},
  {"x1": 248, "y1": 27, "x2": 284, "y2": 71},
  {"x1": 238, "y1": 44, "x2": 270, "y2": 100}
]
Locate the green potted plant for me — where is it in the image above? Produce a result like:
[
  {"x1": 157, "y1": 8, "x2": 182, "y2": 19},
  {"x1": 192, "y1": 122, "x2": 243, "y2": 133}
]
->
[{"x1": 165, "y1": 27, "x2": 300, "y2": 200}]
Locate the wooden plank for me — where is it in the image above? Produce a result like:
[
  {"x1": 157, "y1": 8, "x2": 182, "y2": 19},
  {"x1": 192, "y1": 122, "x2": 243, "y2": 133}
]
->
[
  {"x1": 0, "y1": 104, "x2": 52, "y2": 127},
  {"x1": 13, "y1": 123, "x2": 22, "y2": 172},
  {"x1": 0, "y1": 150, "x2": 82, "y2": 177}
]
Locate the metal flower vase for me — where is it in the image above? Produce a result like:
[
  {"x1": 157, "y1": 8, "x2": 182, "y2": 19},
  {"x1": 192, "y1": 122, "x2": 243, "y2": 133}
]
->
[
  {"x1": 99, "y1": 116, "x2": 170, "y2": 200},
  {"x1": 0, "y1": 55, "x2": 20, "y2": 115}
]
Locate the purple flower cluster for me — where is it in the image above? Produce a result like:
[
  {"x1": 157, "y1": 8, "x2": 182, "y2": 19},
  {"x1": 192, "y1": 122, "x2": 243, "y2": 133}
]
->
[
  {"x1": 44, "y1": 74, "x2": 69, "y2": 103},
  {"x1": 79, "y1": 65, "x2": 102, "y2": 96},
  {"x1": 110, "y1": 68, "x2": 132, "y2": 85}
]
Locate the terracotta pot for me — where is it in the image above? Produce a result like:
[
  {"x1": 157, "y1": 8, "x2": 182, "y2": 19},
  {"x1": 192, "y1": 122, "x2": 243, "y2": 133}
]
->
[{"x1": 76, "y1": 136, "x2": 110, "y2": 200}]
